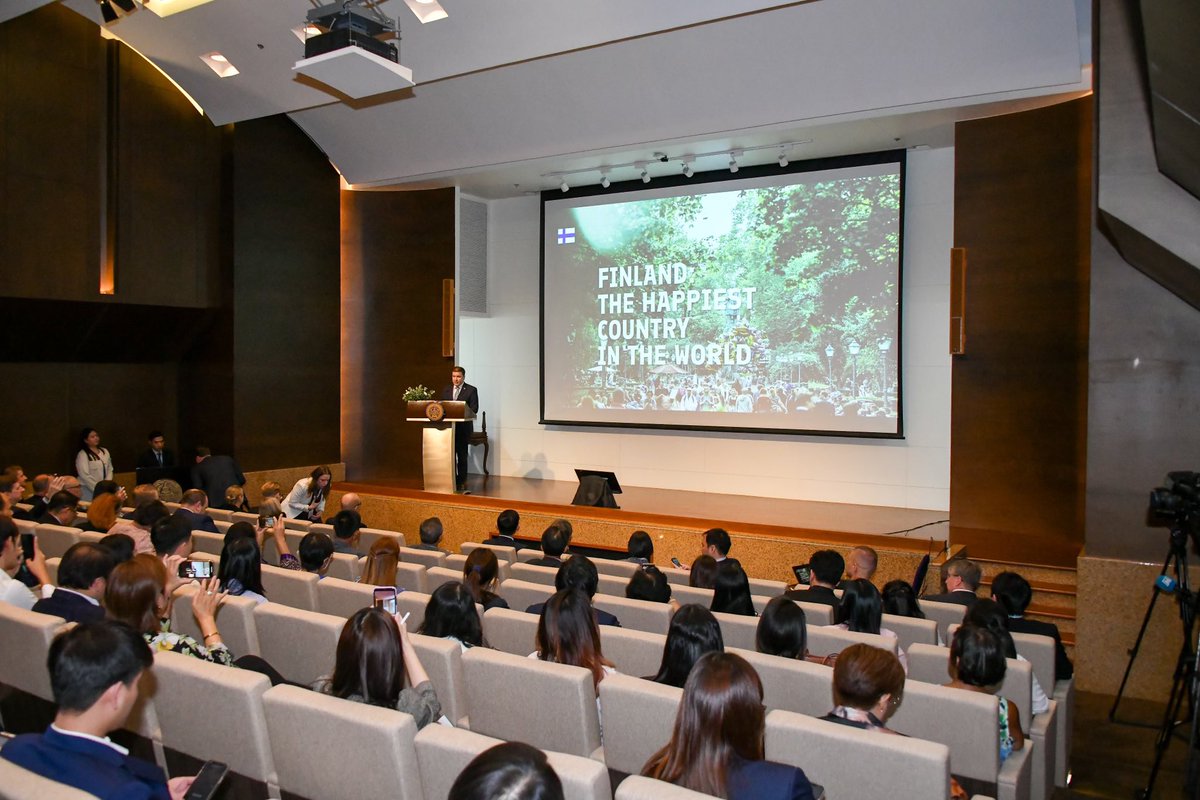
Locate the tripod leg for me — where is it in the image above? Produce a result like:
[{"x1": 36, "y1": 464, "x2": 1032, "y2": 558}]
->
[{"x1": 1111, "y1": 550, "x2": 1175, "y2": 723}]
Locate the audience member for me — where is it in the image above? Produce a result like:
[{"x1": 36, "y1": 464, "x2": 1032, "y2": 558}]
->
[
  {"x1": 830, "y1": 579, "x2": 907, "y2": 671},
  {"x1": 26, "y1": 476, "x2": 80, "y2": 520},
  {"x1": 361, "y1": 535, "x2": 402, "y2": 587},
  {"x1": 484, "y1": 508, "x2": 521, "y2": 547},
  {"x1": 462, "y1": 547, "x2": 509, "y2": 610},
  {"x1": 0, "y1": 473, "x2": 29, "y2": 520},
  {"x1": 258, "y1": 498, "x2": 282, "y2": 527},
  {"x1": 108, "y1": 500, "x2": 170, "y2": 556},
  {"x1": 881, "y1": 579, "x2": 927, "y2": 619},
  {"x1": 91, "y1": 480, "x2": 125, "y2": 503},
  {"x1": 626, "y1": 530, "x2": 654, "y2": 564},
  {"x1": 0, "y1": 517, "x2": 46, "y2": 609},
  {"x1": 284, "y1": 466, "x2": 332, "y2": 522},
  {"x1": 75, "y1": 427, "x2": 114, "y2": 501},
  {"x1": 449, "y1": 742, "x2": 564, "y2": 800},
  {"x1": 991, "y1": 570, "x2": 1073, "y2": 680},
  {"x1": 922, "y1": 557, "x2": 982, "y2": 606},
  {"x1": 756, "y1": 596, "x2": 835, "y2": 666},
  {"x1": 131, "y1": 483, "x2": 160, "y2": 508},
  {"x1": 98, "y1": 532, "x2": 136, "y2": 565},
  {"x1": 648, "y1": 604, "x2": 723, "y2": 688},
  {"x1": 689, "y1": 554, "x2": 719, "y2": 589},
  {"x1": 711, "y1": 560, "x2": 756, "y2": 617},
  {"x1": 0, "y1": 621, "x2": 197, "y2": 799},
  {"x1": 331, "y1": 510, "x2": 365, "y2": 555},
  {"x1": 135, "y1": 430, "x2": 176, "y2": 469},
  {"x1": 326, "y1": 492, "x2": 364, "y2": 525},
  {"x1": 173, "y1": 489, "x2": 219, "y2": 534},
  {"x1": 701, "y1": 527, "x2": 734, "y2": 562},
  {"x1": 625, "y1": 565, "x2": 673, "y2": 605},
  {"x1": 843, "y1": 546, "x2": 878, "y2": 585},
  {"x1": 313, "y1": 607, "x2": 442, "y2": 729},
  {"x1": 420, "y1": 581, "x2": 484, "y2": 651},
  {"x1": 80, "y1": 492, "x2": 121, "y2": 533},
  {"x1": 259, "y1": 481, "x2": 283, "y2": 507},
  {"x1": 641, "y1": 651, "x2": 815, "y2": 800},
  {"x1": 783, "y1": 550, "x2": 844, "y2": 607},
  {"x1": 33, "y1": 542, "x2": 115, "y2": 623},
  {"x1": 217, "y1": 485, "x2": 248, "y2": 512},
  {"x1": 946, "y1": 625, "x2": 1025, "y2": 763},
  {"x1": 964, "y1": 599, "x2": 1049, "y2": 715},
  {"x1": 525, "y1": 555, "x2": 620, "y2": 626},
  {"x1": 150, "y1": 514, "x2": 193, "y2": 559},
  {"x1": 39, "y1": 490, "x2": 80, "y2": 528},
  {"x1": 820, "y1": 643, "x2": 906, "y2": 733},
  {"x1": 414, "y1": 517, "x2": 448, "y2": 553},
  {"x1": 218, "y1": 535, "x2": 268, "y2": 604},
  {"x1": 534, "y1": 589, "x2": 615, "y2": 694},
  {"x1": 191, "y1": 446, "x2": 245, "y2": 508},
  {"x1": 526, "y1": 523, "x2": 568, "y2": 567},
  {"x1": 298, "y1": 531, "x2": 335, "y2": 576}
]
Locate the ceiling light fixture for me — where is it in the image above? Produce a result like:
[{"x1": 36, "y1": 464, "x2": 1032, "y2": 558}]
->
[
  {"x1": 778, "y1": 152, "x2": 789, "y2": 168},
  {"x1": 681, "y1": 159, "x2": 694, "y2": 178},
  {"x1": 143, "y1": 0, "x2": 218, "y2": 18},
  {"x1": 636, "y1": 162, "x2": 651, "y2": 183},
  {"x1": 401, "y1": 0, "x2": 448, "y2": 23},
  {"x1": 728, "y1": 155, "x2": 739, "y2": 173},
  {"x1": 200, "y1": 51, "x2": 239, "y2": 78},
  {"x1": 599, "y1": 170, "x2": 611, "y2": 189},
  {"x1": 560, "y1": 178, "x2": 570, "y2": 193}
]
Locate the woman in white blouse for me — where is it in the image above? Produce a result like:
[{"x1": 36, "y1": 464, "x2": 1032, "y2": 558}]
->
[
  {"x1": 283, "y1": 465, "x2": 332, "y2": 521},
  {"x1": 75, "y1": 427, "x2": 113, "y2": 501}
]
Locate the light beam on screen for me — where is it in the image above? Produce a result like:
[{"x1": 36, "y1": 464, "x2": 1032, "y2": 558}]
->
[{"x1": 542, "y1": 152, "x2": 904, "y2": 438}]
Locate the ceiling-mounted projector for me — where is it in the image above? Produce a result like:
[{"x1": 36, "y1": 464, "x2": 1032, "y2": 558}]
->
[{"x1": 293, "y1": 0, "x2": 414, "y2": 99}]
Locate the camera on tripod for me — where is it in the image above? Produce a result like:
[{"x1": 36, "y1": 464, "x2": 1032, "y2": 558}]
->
[{"x1": 1148, "y1": 471, "x2": 1200, "y2": 538}]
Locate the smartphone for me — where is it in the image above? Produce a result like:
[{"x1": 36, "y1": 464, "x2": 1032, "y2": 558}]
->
[
  {"x1": 179, "y1": 560, "x2": 214, "y2": 579},
  {"x1": 184, "y1": 760, "x2": 230, "y2": 800},
  {"x1": 258, "y1": 516, "x2": 275, "y2": 528},
  {"x1": 373, "y1": 587, "x2": 398, "y2": 615},
  {"x1": 792, "y1": 564, "x2": 812, "y2": 585},
  {"x1": 670, "y1": 557, "x2": 683, "y2": 569},
  {"x1": 20, "y1": 533, "x2": 35, "y2": 561}
]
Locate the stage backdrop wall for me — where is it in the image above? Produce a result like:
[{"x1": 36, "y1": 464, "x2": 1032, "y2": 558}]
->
[{"x1": 458, "y1": 147, "x2": 953, "y2": 510}]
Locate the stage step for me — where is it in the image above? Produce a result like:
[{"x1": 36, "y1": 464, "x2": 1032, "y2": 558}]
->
[{"x1": 975, "y1": 558, "x2": 1077, "y2": 657}]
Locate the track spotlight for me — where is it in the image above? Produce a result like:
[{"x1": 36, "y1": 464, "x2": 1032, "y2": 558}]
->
[
  {"x1": 560, "y1": 178, "x2": 569, "y2": 193},
  {"x1": 682, "y1": 160, "x2": 694, "y2": 178},
  {"x1": 728, "y1": 156, "x2": 738, "y2": 173},
  {"x1": 778, "y1": 153, "x2": 789, "y2": 167},
  {"x1": 641, "y1": 169, "x2": 651, "y2": 183},
  {"x1": 599, "y1": 171, "x2": 610, "y2": 189}
]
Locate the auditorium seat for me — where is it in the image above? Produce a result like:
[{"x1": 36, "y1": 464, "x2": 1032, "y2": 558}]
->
[
  {"x1": 596, "y1": 573, "x2": 629, "y2": 597},
  {"x1": 389, "y1": 562, "x2": 426, "y2": 594},
  {"x1": 326, "y1": 552, "x2": 361, "y2": 582},
  {"x1": 462, "y1": 647, "x2": 603, "y2": 759},
  {"x1": 446, "y1": 553, "x2": 512, "y2": 582},
  {"x1": 0, "y1": 604, "x2": 67, "y2": 701},
  {"x1": 594, "y1": 559, "x2": 641, "y2": 578},
  {"x1": 190, "y1": 530, "x2": 224, "y2": 557},
  {"x1": 212, "y1": 520, "x2": 232, "y2": 534},
  {"x1": 669, "y1": 585, "x2": 714, "y2": 606},
  {"x1": 727, "y1": 647, "x2": 833, "y2": 717},
  {"x1": 171, "y1": 587, "x2": 261, "y2": 659},
  {"x1": 765, "y1": 708, "x2": 952, "y2": 800},
  {"x1": 806, "y1": 625, "x2": 899, "y2": 659},
  {"x1": 591, "y1": 594, "x2": 672, "y2": 635},
  {"x1": 399, "y1": 545, "x2": 448, "y2": 569},
  {"x1": 252, "y1": 603, "x2": 341, "y2": 685},
  {"x1": 884, "y1": 613, "x2": 940, "y2": 651},
  {"x1": 396, "y1": 591, "x2": 433, "y2": 631},
  {"x1": 0, "y1": 758, "x2": 99, "y2": 800},
  {"x1": 496, "y1": 578, "x2": 554, "y2": 611},
  {"x1": 1010, "y1": 630, "x2": 1071, "y2": 787},
  {"x1": 511, "y1": 561, "x2": 560, "y2": 586},
  {"x1": 259, "y1": 564, "x2": 319, "y2": 612},
  {"x1": 316, "y1": 576, "x2": 376, "y2": 618},
  {"x1": 748, "y1": 577, "x2": 788, "y2": 596},
  {"x1": 152, "y1": 649, "x2": 278, "y2": 797},
  {"x1": 207, "y1": 508, "x2": 233, "y2": 522},
  {"x1": 920, "y1": 598, "x2": 970, "y2": 642},
  {"x1": 231, "y1": 511, "x2": 257, "y2": 526},
  {"x1": 308, "y1": 522, "x2": 335, "y2": 540},
  {"x1": 516, "y1": 548, "x2": 546, "y2": 563},
  {"x1": 598, "y1": 626, "x2": 667, "y2": 678},
  {"x1": 462, "y1": 541, "x2": 518, "y2": 563},
  {"x1": 414, "y1": 724, "x2": 612, "y2": 800},
  {"x1": 658, "y1": 566, "x2": 691, "y2": 586},
  {"x1": 43, "y1": 556, "x2": 60, "y2": 586},
  {"x1": 614, "y1": 775, "x2": 719, "y2": 800},
  {"x1": 887, "y1": 679, "x2": 1031, "y2": 800},
  {"x1": 263, "y1": 684, "x2": 423, "y2": 800},
  {"x1": 283, "y1": 517, "x2": 312, "y2": 532},
  {"x1": 481, "y1": 607, "x2": 539, "y2": 656},
  {"x1": 409, "y1": 633, "x2": 470, "y2": 727},
  {"x1": 795, "y1": 599, "x2": 836, "y2": 626},
  {"x1": 598, "y1": 674, "x2": 682, "y2": 774},
  {"x1": 429, "y1": 565, "x2": 466, "y2": 592},
  {"x1": 360, "y1": 527, "x2": 406, "y2": 551},
  {"x1": 34, "y1": 524, "x2": 78, "y2": 559}
]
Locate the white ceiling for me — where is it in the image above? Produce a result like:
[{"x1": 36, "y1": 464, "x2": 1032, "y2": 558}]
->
[{"x1": 32, "y1": 0, "x2": 1091, "y2": 198}]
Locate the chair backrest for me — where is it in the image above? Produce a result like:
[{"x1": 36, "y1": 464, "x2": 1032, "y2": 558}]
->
[
  {"x1": 497, "y1": 578, "x2": 555, "y2": 612},
  {"x1": 446, "y1": 553, "x2": 511, "y2": 583},
  {"x1": 596, "y1": 573, "x2": 629, "y2": 598},
  {"x1": 711, "y1": 610, "x2": 762, "y2": 650},
  {"x1": 748, "y1": 577, "x2": 787, "y2": 596},
  {"x1": 317, "y1": 576, "x2": 377, "y2": 618},
  {"x1": 0, "y1": 757, "x2": 100, "y2": 799},
  {"x1": 728, "y1": 647, "x2": 833, "y2": 717},
  {"x1": 399, "y1": 546, "x2": 447, "y2": 569},
  {"x1": 615, "y1": 775, "x2": 720, "y2": 800},
  {"x1": 887, "y1": 679, "x2": 1000, "y2": 783},
  {"x1": 308, "y1": 522, "x2": 335, "y2": 541},
  {"x1": 515, "y1": 548, "x2": 546, "y2": 563},
  {"x1": 445, "y1": 554, "x2": 467, "y2": 571},
  {"x1": 393, "y1": 562, "x2": 428, "y2": 593},
  {"x1": 0, "y1": 604, "x2": 66, "y2": 699},
  {"x1": 231, "y1": 511, "x2": 258, "y2": 527},
  {"x1": 326, "y1": 552, "x2": 361, "y2": 582},
  {"x1": 212, "y1": 520, "x2": 232, "y2": 534},
  {"x1": 409, "y1": 633, "x2": 470, "y2": 727},
  {"x1": 360, "y1": 527, "x2": 405, "y2": 552},
  {"x1": 884, "y1": 613, "x2": 940, "y2": 651},
  {"x1": 598, "y1": 674, "x2": 683, "y2": 774},
  {"x1": 397, "y1": 591, "x2": 433, "y2": 632},
  {"x1": 599, "y1": 626, "x2": 667, "y2": 678},
  {"x1": 414, "y1": 725, "x2": 612, "y2": 800},
  {"x1": 207, "y1": 508, "x2": 233, "y2": 522},
  {"x1": 482, "y1": 607, "x2": 540, "y2": 656},
  {"x1": 510, "y1": 561, "x2": 560, "y2": 586},
  {"x1": 259, "y1": 564, "x2": 320, "y2": 612},
  {"x1": 594, "y1": 558, "x2": 641, "y2": 578},
  {"x1": 1011, "y1": 631, "x2": 1056, "y2": 695},
  {"x1": 171, "y1": 587, "x2": 261, "y2": 658},
  {"x1": 592, "y1": 594, "x2": 672, "y2": 636},
  {"x1": 44, "y1": 556, "x2": 60, "y2": 586},
  {"x1": 669, "y1": 585, "x2": 713, "y2": 607},
  {"x1": 263, "y1": 683, "x2": 423, "y2": 800},
  {"x1": 921, "y1": 599, "x2": 970, "y2": 642},
  {"x1": 765, "y1": 709, "x2": 952, "y2": 800},
  {"x1": 253, "y1": 603, "x2": 342, "y2": 685},
  {"x1": 462, "y1": 647, "x2": 602, "y2": 758},
  {"x1": 906, "y1": 643, "x2": 1034, "y2": 721},
  {"x1": 34, "y1": 523, "x2": 79, "y2": 559},
  {"x1": 427, "y1": 565, "x2": 463, "y2": 592},
  {"x1": 806, "y1": 625, "x2": 898, "y2": 659},
  {"x1": 283, "y1": 517, "x2": 312, "y2": 532},
  {"x1": 151, "y1": 649, "x2": 276, "y2": 785},
  {"x1": 659, "y1": 566, "x2": 691, "y2": 586},
  {"x1": 462, "y1": 541, "x2": 518, "y2": 563},
  {"x1": 190, "y1": 530, "x2": 225, "y2": 557}
]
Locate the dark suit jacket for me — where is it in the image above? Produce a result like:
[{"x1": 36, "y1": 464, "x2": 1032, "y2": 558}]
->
[
  {"x1": 135, "y1": 448, "x2": 175, "y2": 469},
  {"x1": 525, "y1": 556, "x2": 563, "y2": 568},
  {"x1": 32, "y1": 589, "x2": 106, "y2": 624},
  {"x1": 12, "y1": 505, "x2": 35, "y2": 521},
  {"x1": 783, "y1": 585, "x2": 839, "y2": 607},
  {"x1": 920, "y1": 590, "x2": 979, "y2": 607},
  {"x1": 726, "y1": 755, "x2": 815, "y2": 800},
  {"x1": 173, "y1": 508, "x2": 219, "y2": 534},
  {"x1": 441, "y1": 382, "x2": 480, "y2": 419},
  {"x1": 1008, "y1": 615, "x2": 1074, "y2": 680},
  {"x1": 483, "y1": 534, "x2": 520, "y2": 550},
  {"x1": 525, "y1": 601, "x2": 621, "y2": 627},
  {"x1": 191, "y1": 455, "x2": 245, "y2": 504},
  {"x1": 1, "y1": 726, "x2": 171, "y2": 800}
]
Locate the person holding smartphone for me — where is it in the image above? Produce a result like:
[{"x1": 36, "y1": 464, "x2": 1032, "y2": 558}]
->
[{"x1": 0, "y1": 517, "x2": 49, "y2": 610}]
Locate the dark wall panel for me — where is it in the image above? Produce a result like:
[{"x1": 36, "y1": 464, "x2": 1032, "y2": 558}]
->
[
  {"x1": 342, "y1": 188, "x2": 456, "y2": 480},
  {"x1": 950, "y1": 98, "x2": 1092, "y2": 547}
]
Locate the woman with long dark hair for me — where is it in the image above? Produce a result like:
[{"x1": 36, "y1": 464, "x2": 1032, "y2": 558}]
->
[
  {"x1": 312, "y1": 606, "x2": 442, "y2": 729},
  {"x1": 881, "y1": 579, "x2": 926, "y2": 619},
  {"x1": 75, "y1": 427, "x2": 113, "y2": 502},
  {"x1": 641, "y1": 651, "x2": 814, "y2": 800},
  {"x1": 830, "y1": 578, "x2": 907, "y2": 671},
  {"x1": 945, "y1": 625, "x2": 1025, "y2": 763},
  {"x1": 534, "y1": 589, "x2": 614, "y2": 694},
  {"x1": 647, "y1": 604, "x2": 723, "y2": 688},
  {"x1": 462, "y1": 547, "x2": 509, "y2": 610},
  {"x1": 689, "y1": 555, "x2": 718, "y2": 589},
  {"x1": 283, "y1": 465, "x2": 332, "y2": 521},
  {"x1": 217, "y1": 530, "x2": 267, "y2": 604},
  {"x1": 711, "y1": 560, "x2": 756, "y2": 617},
  {"x1": 420, "y1": 581, "x2": 484, "y2": 650},
  {"x1": 964, "y1": 599, "x2": 1049, "y2": 715}
]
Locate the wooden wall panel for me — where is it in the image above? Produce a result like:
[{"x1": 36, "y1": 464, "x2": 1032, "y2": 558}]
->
[
  {"x1": 950, "y1": 97, "x2": 1092, "y2": 549},
  {"x1": 342, "y1": 188, "x2": 456, "y2": 480}
]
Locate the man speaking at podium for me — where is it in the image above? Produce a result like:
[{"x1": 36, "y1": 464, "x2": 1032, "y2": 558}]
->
[{"x1": 441, "y1": 366, "x2": 479, "y2": 493}]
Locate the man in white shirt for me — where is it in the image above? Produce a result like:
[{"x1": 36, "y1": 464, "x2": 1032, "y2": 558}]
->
[{"x1": 0, "y1": 517, "x2": 48, "y2": 610}]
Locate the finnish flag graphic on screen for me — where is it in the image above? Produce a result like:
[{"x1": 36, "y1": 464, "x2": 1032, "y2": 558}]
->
[{"x1": 556, "y1": 227, "x2": 576, "y2": 245}]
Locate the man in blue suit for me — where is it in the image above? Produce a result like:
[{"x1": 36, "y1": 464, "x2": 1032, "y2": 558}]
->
[
  {"x1": 1, "y1": 621, "x2": 197, "y2": 799},
  {"x1": 441, "y1": 365, "x2": 479, "y2": 492},
  {"x1": 32, "y1": 542, "x2": 114, "y2": 624}
]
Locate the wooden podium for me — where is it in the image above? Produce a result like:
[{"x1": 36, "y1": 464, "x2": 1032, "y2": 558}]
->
[{"x1": 406, "y1": 401, "x2": 476, "y2": 494}]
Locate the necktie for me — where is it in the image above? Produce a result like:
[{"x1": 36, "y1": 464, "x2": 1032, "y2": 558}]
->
[{"x1": 157, "y1": 452, "x2": 163, "y2": 466}]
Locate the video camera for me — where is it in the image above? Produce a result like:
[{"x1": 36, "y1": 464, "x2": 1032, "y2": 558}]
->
[{"x1": 1149, "y1": 471, "x2": 1200, "y2": 538}]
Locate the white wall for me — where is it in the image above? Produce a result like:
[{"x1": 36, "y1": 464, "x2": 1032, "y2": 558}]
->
[{"x1": 459, "y1": 147, "x2": 953, "y2": 510}]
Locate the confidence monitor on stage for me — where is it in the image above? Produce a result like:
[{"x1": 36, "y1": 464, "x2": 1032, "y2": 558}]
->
[
  {"x1": 541, "y1": 150, "x2": 905, "y2": 438},
  {"x1": 572, "y1": 469, "x2": 621, "y2": 509}
]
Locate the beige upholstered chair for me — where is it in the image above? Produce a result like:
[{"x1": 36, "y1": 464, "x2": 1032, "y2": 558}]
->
[
  {"x1": 658, "y1": 566, "x2": 691, "y2": 586},
  {"x1": 668, "y1": 585, "x2": 714, "y2": 607},
  {"x1": 598, "y1": 674, "x2": 683, "y2": 774},
  {"x1": 359, "y1": 527, "x2": 406, "y2": 552},
  {"x1": 409, "y1": 633, "x2": 470, "y2": 727},
  {"x1": 33, "y1": 523, "x2": 79, "y2": 559},
  {"x1": 263, "y1": 684, "x2": 423, "y2": 800},
  {"x1": 43, "y1": 556, "x2": 60, "y2": 586},
  {"x1": 259, "y1": 564, "x2": 319, "y2": 612},
  {"x1": 481, "y1": 607, "x2": 540, "y2": 656},
  {"x1": 207, "y1": 508, "x2": 233, "y2": 522},
  {"x1": 592, "y1": 594, "x2": 672, "y2": 636},
  {"x1": 392, "y1": 562, "x2": 428, "y2": 593},
  {"x1": 884, "y1": 613, "x2": 940, "y2": 650},
  {"x1": 516, "y1": 548, "x2": 547, "y2": 564},
  {"x1": 727, "y1": 647, "x2": 834, "y2": 717},
  {"x1": 511, "y1": 562, "x2": 560, "y2": 586},
  {"x1": 1010, "y1": 630, "x2": 1072, "y2": 788},
  {"x1": 325, "y1": 552, "x2": 361, "y2": 582},
  {"x1": 190, "y1": 530, "x2": 224, "y2": 557},
  {"x1": 496, "y1": 578, "x2": 555, "y2": 612},
  {"x1": 0, "y1": 604, "x2": 67, "y2": 701},
  {"x1": 399, "y1": 545, "x2": 447, "y2": 569},
  {"x1": 252, "y1": 603, "x2": 341, "y2": 685},
  {"x1": 599, "y1": 626, "x2": 667, "y2": 678},
  {"x1": 461, "y1": 541, "x2": 518, "y2": 563},
  {"x1": 396, "y1": 591, "x2": 433, "y2": 631},
  {"x1": 594, "y1": 559, "x2": 641, "y2": 578},
  {"x1": 0, "y1": 758, "x2": 100, "y2": 800},
  {"x1": 428, "y1": 566, "x2": 465, "y2": 592},
  {"x1": 596, "y1": 573, "x2": 629, "y2": 598},
  {"x1": 316, "y1": 576, "x2": 377, "y2": 618},
  {"x1": 806, "y1": 625, "x2": 899, "y2": 659},
  {"x1": 282, "y1": 517, "x2": 312, "y2": 532},
  {"x1": 462, "y1": 647, "x2": 603, "y2": 759},
  {"x1": 171, "y1": 587, "x2": 261, "y2": 659},
  {"x1": 748, "y1": 577, "x2": 788, "y2": 596},
  {"x1": 615, "y1": 775, "x2": 721, "y2": 800},
  {"x1": 920, "y1": 598, "x2": 971, "y2": 642},
  {"x1": 766, "y1": 708, "x2": 952, "y2": 800}
]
